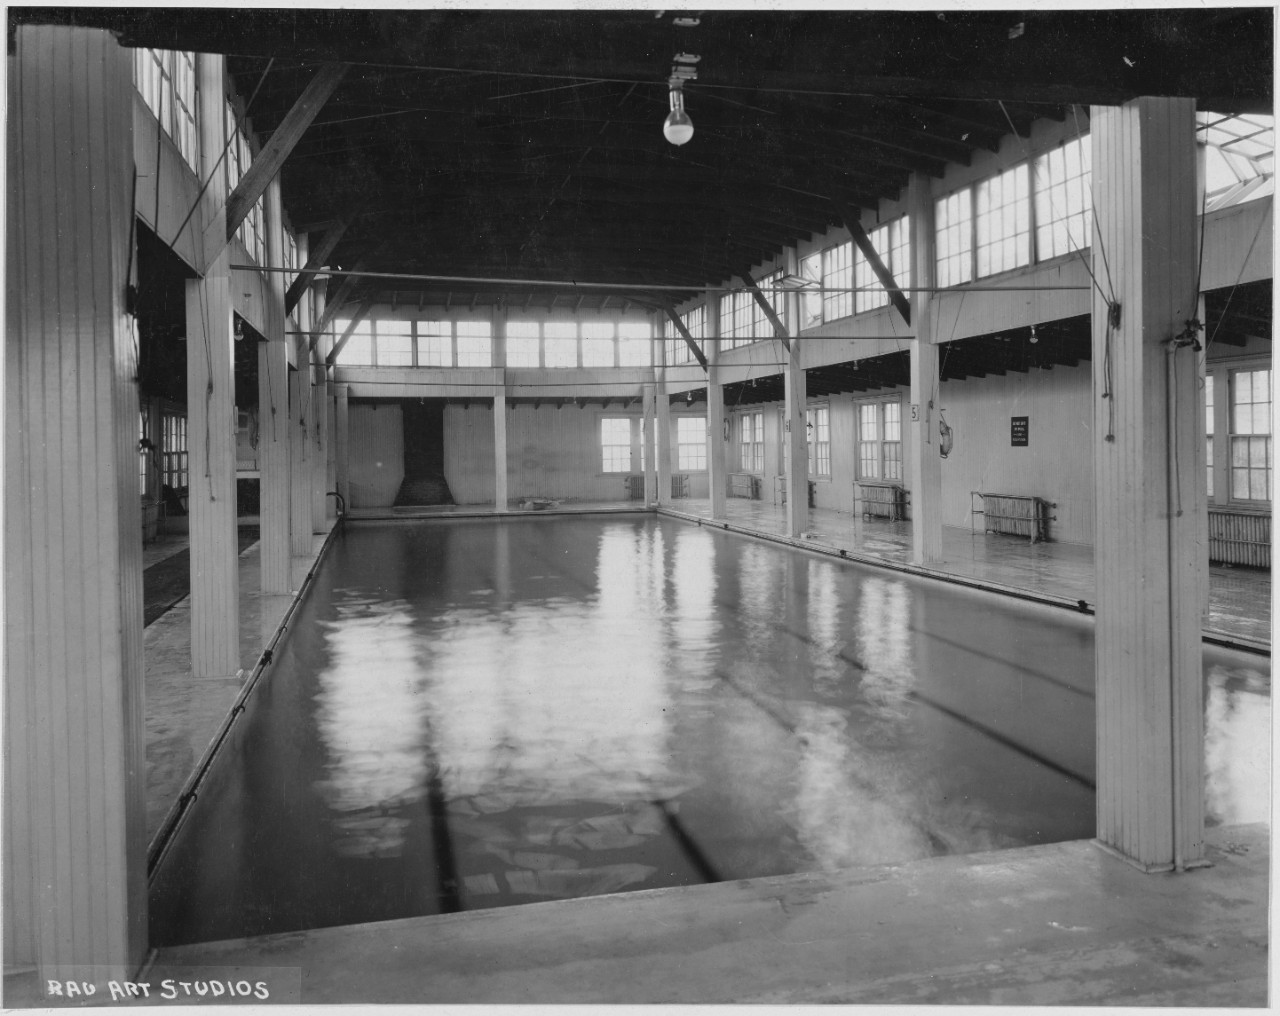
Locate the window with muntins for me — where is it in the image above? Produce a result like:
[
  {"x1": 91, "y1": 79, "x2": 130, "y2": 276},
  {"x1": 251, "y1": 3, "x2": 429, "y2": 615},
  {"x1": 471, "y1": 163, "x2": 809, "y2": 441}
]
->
[
  {"x1": 806, "y1": 405, "x2": 831, "y2": 477},
  {"x1": 581, "y1": 321, "x2": 615, "y2": 368},
  {"x1": 677, "y1": 416, "x2": 707, "y2": 471},
  {"x1": 543, "y1": 322, "x2": 578, "y2": 368},
  {"x1": 618, "y1": 321, "x2": 653, "y2": 366},
  {"x1": 333, "y1": 318, "x2": 374, "y2": 365},
  {"x1": 975, "y1": 163, "x2": 1030, "y2": 277},
  {"x1": 1230, "y1": 367, "x2": 1271, "y2": 502},
  {"x1": 377, "y1": 320, "x2": 413, "y2": 367},
  {"x1": 134, "y1": 49, "x2": 198, "y2": 171},
  {"x1": 935, "y1": 189, "x2": 974, "y2": 288},
  {"x1": 799, "y1": 252, "x2": 823, "y2": 330},
  {"x1": 1034, "y1": 134, "x2": 1093, "y2": 261},
  {"x1": 506, "y1": 321, "x2": 541, "y2": 367},
  {"x1": 738, "y1": 411, "x2": 764, "y2": 472},
  {"x1": 601, "y1": 417, "x2": 633, "y2": 473},
  {"x1": 162, "y1": 412, "x2": 188, "y2": 492},
  {"x1": 856, "y1": 398, "x2": 904, "y2": 481},
  {"x1": 822, "y1": 242, "x2": 853, "y2": 321},
  {"x1": 854, "y1": 225, "x2": 891, "y2": 313},
  {"x1": 1205, "y1": 374, "x2": 1215, "y2": 497},
  {"x1": 418, "y1": 320, "x2": 452, "y2": 367},
  {"x1": 455, "y1": 321, "x2": 492, "y2": 367}
]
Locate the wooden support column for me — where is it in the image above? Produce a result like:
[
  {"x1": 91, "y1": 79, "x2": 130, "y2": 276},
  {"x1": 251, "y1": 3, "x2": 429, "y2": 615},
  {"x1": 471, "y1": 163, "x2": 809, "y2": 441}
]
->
[
  {"x1": 783, "y1": 250, "x2": 809, "y2": 536},
  {"x1": 312, "y1": 372, "x2": 328, "y2": 532},
  {"x1": 908, "y1": 171, "x2": 944, "y2": 566},
  {"x1": 707, "y1": 299, "x2": 728, "y2": 519},
  {"x1": 494, "y1": 390, "x2": 509, "y2": 510},
  {"x1": 642, "y1": 382, "x2": 657, "y2": 505},
  {"x1": 259, "y1": 177, "x2": 292, "y2": 593},
  {"x1": 186, "y1": 52, "x2": 240, "y2": 678},
  {"x1": 655, "y1": 323, "x2": 673, "y2": 505},
  {"x1": 1091, "y1": 97, "x2": 1205, "y2": 871},
  {"x1": 324, "y1": 379, "x2": 337, "y2": 521},
  {"x1": 335, "y1": 384, "x2": 351, "y2": 511},
  {"x1": 290, "y1": 237, "x2": 314, "y2": 557},
  {"x1": 4, "y1": 23, "x2": 147, "y2": 977}
]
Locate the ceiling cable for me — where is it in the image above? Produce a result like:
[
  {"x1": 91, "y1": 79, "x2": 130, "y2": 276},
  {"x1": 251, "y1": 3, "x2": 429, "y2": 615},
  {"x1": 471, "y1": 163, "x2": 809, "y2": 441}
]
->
[{"x1": 237, "y1": 263, "x2": 1088, "y2": 295}]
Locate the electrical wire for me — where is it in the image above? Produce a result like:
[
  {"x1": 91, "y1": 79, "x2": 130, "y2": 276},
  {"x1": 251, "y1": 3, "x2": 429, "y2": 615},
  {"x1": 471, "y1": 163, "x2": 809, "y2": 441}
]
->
[{"x1": 1205, "y1": 195, "x2": 1271, "y2": 353}]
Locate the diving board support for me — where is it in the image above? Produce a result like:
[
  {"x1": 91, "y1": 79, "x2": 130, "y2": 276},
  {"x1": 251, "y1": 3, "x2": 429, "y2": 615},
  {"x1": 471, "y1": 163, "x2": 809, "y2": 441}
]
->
[{"x1": 1091, "y1": 96, "x2": 1205, "y2": 871}]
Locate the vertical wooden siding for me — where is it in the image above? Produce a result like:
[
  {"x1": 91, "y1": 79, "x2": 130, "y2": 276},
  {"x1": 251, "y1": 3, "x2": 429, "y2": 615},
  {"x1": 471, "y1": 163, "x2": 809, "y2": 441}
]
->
[
  {"x1": 5, "y1": 26, "x2": 147, "y2": 974},
  {"x1": 347, "y1": 403, "x2": 405, "y2": 507},
  {"x1": 939, "y1": 365, "x2": 1095, "y2": 544}
]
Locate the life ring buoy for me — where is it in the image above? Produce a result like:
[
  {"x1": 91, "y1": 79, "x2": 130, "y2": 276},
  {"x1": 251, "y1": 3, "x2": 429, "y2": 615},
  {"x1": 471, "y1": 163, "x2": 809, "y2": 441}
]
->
[{"x1": 939, "y1": 414, "x2": 953, "y2": 458}]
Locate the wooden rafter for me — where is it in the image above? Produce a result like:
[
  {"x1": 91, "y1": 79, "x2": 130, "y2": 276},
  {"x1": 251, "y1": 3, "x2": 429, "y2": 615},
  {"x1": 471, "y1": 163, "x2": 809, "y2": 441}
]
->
[
  {"x1": 831, "y1": 199, "x2": 911, "y2": 327},
  {"x1": 324, "y1": 297, "x2": 375, "y2": 366},
  {"x1": 225, "y1": 63, "x2": 347, "y2": 241},
  {"x1": 662, "y1": 308, "x2": 709, "y2": 371}
]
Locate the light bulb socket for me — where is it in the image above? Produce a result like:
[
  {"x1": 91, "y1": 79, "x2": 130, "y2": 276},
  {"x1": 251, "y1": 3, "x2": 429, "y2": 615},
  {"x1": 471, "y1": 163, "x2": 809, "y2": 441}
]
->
[{"x1": 663, "y1": 87, "x2": 694, "y2": 146}]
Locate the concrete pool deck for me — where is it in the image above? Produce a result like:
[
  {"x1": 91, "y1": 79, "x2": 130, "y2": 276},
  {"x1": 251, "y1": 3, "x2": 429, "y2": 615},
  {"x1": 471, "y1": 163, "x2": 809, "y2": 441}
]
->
[{"x1": 140, "y1": 821, "x2": 1268, "y2": 1006}]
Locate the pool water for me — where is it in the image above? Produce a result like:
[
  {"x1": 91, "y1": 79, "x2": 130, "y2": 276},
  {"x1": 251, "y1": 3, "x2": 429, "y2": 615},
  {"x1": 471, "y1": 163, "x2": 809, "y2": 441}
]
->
[{"x1": 149, "y1": 515, "x2": 1270, "y2": 946}]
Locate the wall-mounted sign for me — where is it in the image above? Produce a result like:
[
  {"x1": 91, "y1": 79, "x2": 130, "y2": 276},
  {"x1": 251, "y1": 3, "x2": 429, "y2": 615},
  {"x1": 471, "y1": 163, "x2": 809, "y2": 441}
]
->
[{"x1": 1011, "y1": 416, "x2": 1029, "y2": 447}]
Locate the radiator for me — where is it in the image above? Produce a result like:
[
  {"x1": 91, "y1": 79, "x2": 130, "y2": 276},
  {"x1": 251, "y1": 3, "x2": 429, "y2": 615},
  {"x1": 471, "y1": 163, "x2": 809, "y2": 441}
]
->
[
  {"x1": 774, "y1": 477, "x2": 815, "y2": 507},
  {"x1": 728, "y1": 473, "x2": 761, "y2": 499},
  {"x1": 624, "y1": 475, "x2": 645, "y2": 500},
  {"x1": 856, "y1": 481, "x2": 909, "y2": 521},
  {"x1": 671, "y1": 474, "x2": 689, "y2": 499},
  {"x1": 1208, "y1": 509, "x2": 1270, "y2": 568},
  {"x1": 972, "y1": 491, "x2": 1055, "y2": 543}
]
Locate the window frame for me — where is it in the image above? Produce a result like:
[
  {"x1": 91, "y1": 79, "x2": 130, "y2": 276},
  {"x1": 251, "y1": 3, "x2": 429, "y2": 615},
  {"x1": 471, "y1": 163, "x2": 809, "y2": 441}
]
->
[
  {"x1": 676, "y1": 415, "x2": 708, "y2": 472},
  {"x1": 855, "y1": 396, "x2": 905, "y2": 482},
  {"x1": 806, "y1": 403, "x2": 831, "y2": 479}
]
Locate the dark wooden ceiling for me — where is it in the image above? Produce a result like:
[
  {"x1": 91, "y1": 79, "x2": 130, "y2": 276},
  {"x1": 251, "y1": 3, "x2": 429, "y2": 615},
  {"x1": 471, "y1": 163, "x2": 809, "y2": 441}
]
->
[{"x1": 13, "y1": 7, "x2": 1274, "y2": 313}]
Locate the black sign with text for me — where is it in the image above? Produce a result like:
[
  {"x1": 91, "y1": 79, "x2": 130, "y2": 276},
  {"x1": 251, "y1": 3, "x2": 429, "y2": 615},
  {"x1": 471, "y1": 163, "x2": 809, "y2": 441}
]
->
[{"x1": 1011, "y1": 416, "x2": 1029, "y2": 446}]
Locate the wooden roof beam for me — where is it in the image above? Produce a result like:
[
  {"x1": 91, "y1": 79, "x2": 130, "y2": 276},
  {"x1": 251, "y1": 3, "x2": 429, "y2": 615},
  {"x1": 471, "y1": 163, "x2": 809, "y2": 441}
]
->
[
  {"x1": 830, "y1": 199, "x2": 910, "y2": 327},
  {"x1": 225, "y1": 63, "x2": 347, "y2": 242}
]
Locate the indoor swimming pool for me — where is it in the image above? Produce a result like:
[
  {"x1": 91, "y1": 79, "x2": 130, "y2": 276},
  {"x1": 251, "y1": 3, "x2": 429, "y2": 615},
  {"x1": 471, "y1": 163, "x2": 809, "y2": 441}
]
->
[{"x1": 149, "y1": 515, "x2": 1271, "y2": 947}]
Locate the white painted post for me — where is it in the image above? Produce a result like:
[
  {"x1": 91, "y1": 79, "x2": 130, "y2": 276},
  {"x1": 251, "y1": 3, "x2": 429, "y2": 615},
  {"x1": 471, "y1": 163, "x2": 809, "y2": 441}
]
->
[
  {"x1": 4, "y1": 23, "x2": 148, "y2": 976},
  {"x1": 493, "y1": 304, "x2": 508, "y2": 510},
  {"x1": 335, "y1": 383, "x2": 351, "y2": 511},
  {"x1": 642, "y1": 382, "x2": 657, "y2": 505},
  {"x1": 783, "y1": 250, "x2": 809, "y2": 536},
  {"x1": 707, "y1": 296, "x2": 728, "y2": 519},
  {"x1": 259, "y1": 176, "x2": 292, "y2": 593},
  {"x1": 290, "y1": 236, "x2": 313, "y2": 557},
  {"x1": 655, "y1": 320, "x2": 673, "y2": 505},
  {"x1": 186, "y1": 52, "x2": 241, "y2": 678},
  {"x1": 494, "y1": 390, "x2": 509, "y2": 510},
  {"x1": 1091, "y1": 97, "x2": 1204, "y2": 871},
  {"x1": 908, "y1": 172, "x2": 944, "y2": 565}
]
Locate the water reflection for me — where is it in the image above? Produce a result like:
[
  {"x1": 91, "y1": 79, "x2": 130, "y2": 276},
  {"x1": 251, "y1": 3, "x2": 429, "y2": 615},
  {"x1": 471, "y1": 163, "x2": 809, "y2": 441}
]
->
[
  {"x1": 154, "y1": 517, "x2": 1272, "y2": 946},
  {"x1": 1204, "y1": 662, "x2": 1271, "y2": 826},
  {"x1": 312, "y1": 597, "x2": 428, "y2": 858}
]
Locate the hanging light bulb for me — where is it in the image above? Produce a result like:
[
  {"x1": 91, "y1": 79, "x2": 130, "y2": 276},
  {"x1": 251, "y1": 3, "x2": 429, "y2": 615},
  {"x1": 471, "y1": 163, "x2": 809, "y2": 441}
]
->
[
  {"x1": 1029, "y1": 325, "x2": 1039, "y2": 344},
  {"x1": 663, "y1": 87, "x2": 694, "y2": 146}
]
